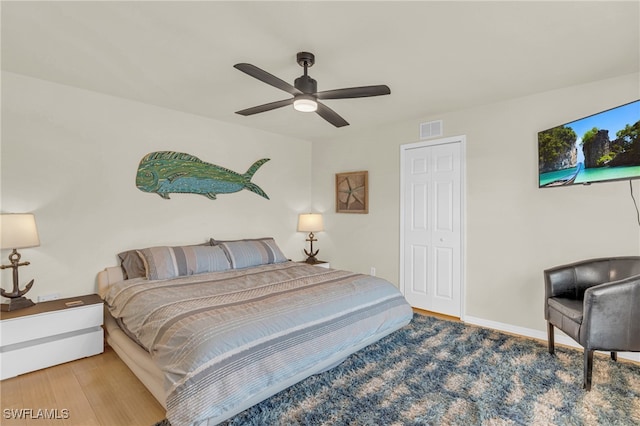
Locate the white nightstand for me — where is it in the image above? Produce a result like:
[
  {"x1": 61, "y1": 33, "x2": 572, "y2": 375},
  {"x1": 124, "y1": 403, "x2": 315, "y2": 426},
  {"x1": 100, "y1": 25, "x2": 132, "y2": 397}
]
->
[
  {"x1": 297, "y1": 260, "x2": 330, "y2": 268},
  {"x1": 0, "y1": 294, "x2": 104, "y2": 380}
]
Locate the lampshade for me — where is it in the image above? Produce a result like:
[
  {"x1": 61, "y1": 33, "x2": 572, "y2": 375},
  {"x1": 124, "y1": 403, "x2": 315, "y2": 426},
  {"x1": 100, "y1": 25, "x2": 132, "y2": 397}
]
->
[
  {"x1": 0, "y1": 214, "x2": 40, "y2": 250},
  {"x1": 293, "y1": 95, "x2": 318, "y2": 113},
  {"x1": 297, "y1": 213, "x2": 324, "y2": 233}
]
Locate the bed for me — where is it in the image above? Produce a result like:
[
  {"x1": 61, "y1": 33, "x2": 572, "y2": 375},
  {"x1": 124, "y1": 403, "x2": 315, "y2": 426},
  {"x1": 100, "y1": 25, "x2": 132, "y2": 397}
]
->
[{"x1": 97, "y1": 238, "x2": 413, "y2": 426}]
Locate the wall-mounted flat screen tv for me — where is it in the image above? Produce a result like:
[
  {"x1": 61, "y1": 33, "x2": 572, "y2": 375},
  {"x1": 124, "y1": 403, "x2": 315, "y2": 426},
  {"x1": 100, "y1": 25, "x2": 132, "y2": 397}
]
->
[{"x1": 538, "y1": 100, "x2": 640, "y2": 187}]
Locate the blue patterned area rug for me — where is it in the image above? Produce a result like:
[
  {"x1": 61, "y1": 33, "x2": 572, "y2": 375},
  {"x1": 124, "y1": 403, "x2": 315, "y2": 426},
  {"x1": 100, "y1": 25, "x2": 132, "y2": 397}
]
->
[{"x1": 155, "y1": 314, "x2": 639, "y2": 425}]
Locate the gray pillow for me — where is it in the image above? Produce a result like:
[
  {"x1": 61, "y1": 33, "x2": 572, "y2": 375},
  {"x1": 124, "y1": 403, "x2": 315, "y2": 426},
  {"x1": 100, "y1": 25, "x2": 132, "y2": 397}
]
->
[
  {"x1": 118, "y1": 240, "x2": 213, "y2": 280},
  {"x1": 138, "y1": 245, "x2": 231, "y2": 280},
  {"x1": 117, "y1": 250, "x2": 146, "y2": 280},
  {"x1": 216, "y1": 237, "x2": 288, "y2": 269}
]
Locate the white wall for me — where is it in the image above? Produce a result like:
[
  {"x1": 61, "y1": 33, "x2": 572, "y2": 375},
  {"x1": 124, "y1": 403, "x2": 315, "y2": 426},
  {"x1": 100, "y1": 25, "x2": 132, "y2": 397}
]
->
[
  {"x1": 3, "y1": 70, "x2": 639, "y2": 338},
  {"x1": 312, "y1": 72, "x2": 640, "y2": 333},
  {"x1": 1, "y1": 72, "x2": 312, "y2": 300}
]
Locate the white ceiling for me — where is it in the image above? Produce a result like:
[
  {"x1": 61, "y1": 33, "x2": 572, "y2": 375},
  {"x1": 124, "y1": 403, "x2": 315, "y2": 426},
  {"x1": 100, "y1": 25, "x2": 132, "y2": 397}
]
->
[{"x1": 2, "y1": 1, "x2": 639, "y2": 142}]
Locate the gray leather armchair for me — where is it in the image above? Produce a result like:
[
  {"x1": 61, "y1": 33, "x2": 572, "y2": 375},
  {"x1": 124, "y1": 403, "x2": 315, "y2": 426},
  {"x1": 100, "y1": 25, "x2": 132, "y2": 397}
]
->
[{"x1": 544, "y1": 256, "x2": 640, "y2": 390}]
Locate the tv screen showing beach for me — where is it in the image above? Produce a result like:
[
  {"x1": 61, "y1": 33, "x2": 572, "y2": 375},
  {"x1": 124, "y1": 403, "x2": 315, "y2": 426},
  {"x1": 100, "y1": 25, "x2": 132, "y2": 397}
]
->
[{"x1": 538, "y1": 100, "x2": 640, "y2": 187}]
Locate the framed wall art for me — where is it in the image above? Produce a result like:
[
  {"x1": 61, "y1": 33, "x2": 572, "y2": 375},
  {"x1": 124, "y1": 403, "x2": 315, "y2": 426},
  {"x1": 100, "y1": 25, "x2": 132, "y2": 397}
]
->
[{"x1": 335, "y1": 171, "x2": 368, "y2": 214}]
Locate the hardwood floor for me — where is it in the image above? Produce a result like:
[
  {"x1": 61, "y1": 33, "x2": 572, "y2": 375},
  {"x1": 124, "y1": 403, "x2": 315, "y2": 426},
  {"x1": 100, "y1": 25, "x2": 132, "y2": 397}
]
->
[
  {"x1": 412, "y1": 307, "x2": 460, "y2": 322},
  {"x1": 0, "y1": 346, "x2": 165, "y2": 426}
]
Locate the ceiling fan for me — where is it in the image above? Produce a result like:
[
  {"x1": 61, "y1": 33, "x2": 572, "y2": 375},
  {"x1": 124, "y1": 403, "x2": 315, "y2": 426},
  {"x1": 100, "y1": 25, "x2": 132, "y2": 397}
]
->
[{"x1": 234, "y1": 52, "x2": 391, "y2": 128}]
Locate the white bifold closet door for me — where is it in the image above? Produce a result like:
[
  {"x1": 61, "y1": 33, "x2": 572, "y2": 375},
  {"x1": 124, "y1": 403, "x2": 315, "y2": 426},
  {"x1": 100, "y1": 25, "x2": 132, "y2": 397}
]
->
[{"x1": 401, "y1": 138, "x2": 463, "y2": 317}]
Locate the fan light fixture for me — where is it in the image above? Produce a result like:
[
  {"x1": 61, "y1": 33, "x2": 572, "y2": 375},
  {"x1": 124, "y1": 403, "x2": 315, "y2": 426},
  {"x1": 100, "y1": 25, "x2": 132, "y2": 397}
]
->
[{"x1": 293, "y1": 95, "x2": 317, "y2": 113}]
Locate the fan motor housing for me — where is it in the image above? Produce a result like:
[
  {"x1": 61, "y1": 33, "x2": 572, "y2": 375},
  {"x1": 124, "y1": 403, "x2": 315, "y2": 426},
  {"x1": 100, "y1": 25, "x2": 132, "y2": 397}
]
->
[{"x1": 295, "y1": 75, "x2": 317, "y2": 94}]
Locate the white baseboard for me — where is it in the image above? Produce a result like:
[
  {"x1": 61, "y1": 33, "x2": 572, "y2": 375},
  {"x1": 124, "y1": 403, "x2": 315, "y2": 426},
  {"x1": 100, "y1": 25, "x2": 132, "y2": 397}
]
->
[{"x1": 463, "y1": 315, "x2": 640, "y2": 363}]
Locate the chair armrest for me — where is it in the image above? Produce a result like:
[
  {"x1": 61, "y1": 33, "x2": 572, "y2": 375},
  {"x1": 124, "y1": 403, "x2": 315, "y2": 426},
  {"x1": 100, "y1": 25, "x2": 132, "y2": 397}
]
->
[
  {"x1": 581, "y1": 275, "x2": 640, "y2": 351},
  {"x1": 544, "y1": 265, "x2": 578, "y2": 299}
]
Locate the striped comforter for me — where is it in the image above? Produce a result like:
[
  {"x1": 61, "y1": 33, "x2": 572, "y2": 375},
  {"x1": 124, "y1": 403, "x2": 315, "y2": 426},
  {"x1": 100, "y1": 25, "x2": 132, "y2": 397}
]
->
[{"x1": 105, "y1": 261, "x2": 412, "y2": 426}]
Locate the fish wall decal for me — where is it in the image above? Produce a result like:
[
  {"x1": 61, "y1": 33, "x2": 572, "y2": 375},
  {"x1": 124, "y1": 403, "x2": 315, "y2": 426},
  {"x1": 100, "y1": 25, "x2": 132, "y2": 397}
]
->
[{"x1": 136, "y1": 151, "x2": 270, "y2": 200}]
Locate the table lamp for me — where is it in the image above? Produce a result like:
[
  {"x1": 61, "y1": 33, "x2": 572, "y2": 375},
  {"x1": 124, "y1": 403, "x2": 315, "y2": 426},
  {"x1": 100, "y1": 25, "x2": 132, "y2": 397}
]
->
[
  {"x1": 1, "y1": 213, "x2": 40, "y2": 311},
  {"x1": 297, "y1": 213, "x2": 324, "y2": 264}
]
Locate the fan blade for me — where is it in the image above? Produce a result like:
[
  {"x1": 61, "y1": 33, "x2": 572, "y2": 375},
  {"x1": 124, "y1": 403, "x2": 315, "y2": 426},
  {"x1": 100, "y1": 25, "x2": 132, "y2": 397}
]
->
[
  {"x1": 235, "y1": 98, "x2": 293, "y2": 116},
  {"x1": 316, "y1": 102, "x2": 349, "y2": 127},
  {"x1": 234, "y1": 63, "x2": 302, "y2": 96},
  {"x1": 316, "y1": 85, "x2": 390, "y2": 100}
]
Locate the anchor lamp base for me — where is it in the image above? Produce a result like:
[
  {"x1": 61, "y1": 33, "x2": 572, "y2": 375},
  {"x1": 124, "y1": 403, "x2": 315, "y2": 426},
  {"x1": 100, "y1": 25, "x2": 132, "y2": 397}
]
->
[{"x1": 1, "y1": 296, "x2": 35, "y2": 312}]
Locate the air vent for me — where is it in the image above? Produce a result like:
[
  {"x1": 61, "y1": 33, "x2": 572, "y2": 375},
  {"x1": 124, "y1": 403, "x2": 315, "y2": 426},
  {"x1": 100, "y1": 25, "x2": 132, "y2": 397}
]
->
[{"x1": 420, "y1": 120, "x2": 443, "y2": 139}]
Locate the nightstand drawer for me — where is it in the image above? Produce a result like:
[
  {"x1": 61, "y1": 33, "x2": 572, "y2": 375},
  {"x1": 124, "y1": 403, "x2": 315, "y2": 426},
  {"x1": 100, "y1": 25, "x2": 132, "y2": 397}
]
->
[
  {"x1": 1, "y1": 303, "x2": 102, "y2": 346},
  {"x1": 0, "y1": 328, "x2": 103, "y2": 379}
]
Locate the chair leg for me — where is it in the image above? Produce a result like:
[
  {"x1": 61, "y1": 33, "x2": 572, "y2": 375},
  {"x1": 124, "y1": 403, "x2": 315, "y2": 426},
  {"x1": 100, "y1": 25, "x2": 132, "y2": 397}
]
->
[
  {"x1": 611, "y1": 352, "x2": 617, "y2": 362},
  {"x1": 584, "y1": 349, "x2": 594, "y2": 391},
  {"x1": 547, "y1": 322, "x2": 555, "y2": 354}
]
